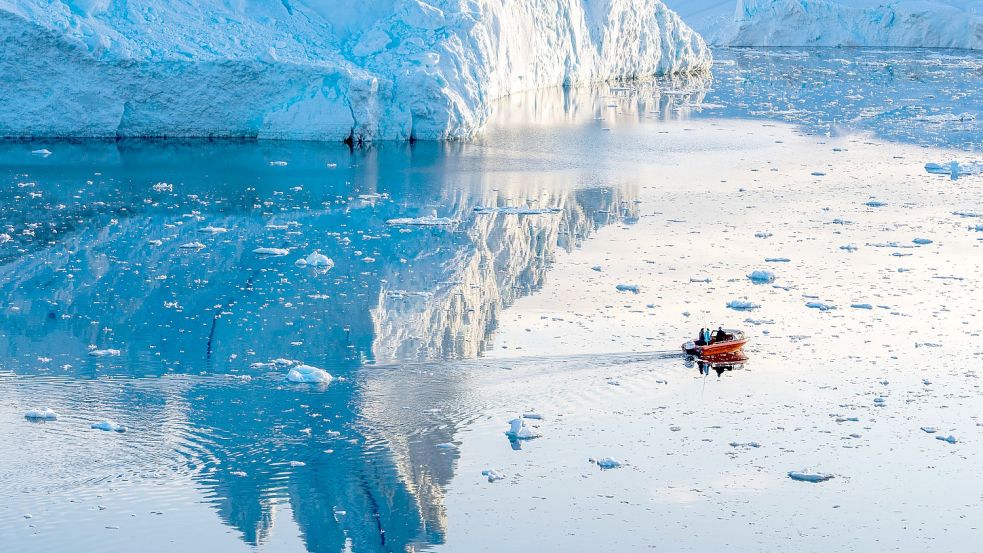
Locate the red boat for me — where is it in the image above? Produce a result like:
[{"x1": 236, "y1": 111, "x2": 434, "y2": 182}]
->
[{"x1": 682, "y1": 329, "x2": 748, "y2": 358}]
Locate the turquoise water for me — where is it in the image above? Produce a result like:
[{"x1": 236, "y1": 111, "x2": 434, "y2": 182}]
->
[{"x1": 2, "y1": 48, "x2": 982, "y2": 553}]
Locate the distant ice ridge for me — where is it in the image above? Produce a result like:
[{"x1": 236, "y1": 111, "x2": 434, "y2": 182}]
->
[
  {"x1": 0, "y1": 0, "x2": 710, "y2": 141},
  {"x1": 663, "y1": 0, "x2": 983, "y2": 49}
]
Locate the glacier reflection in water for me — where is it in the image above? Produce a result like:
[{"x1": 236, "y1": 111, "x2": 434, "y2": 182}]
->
[{"x1": 0, "y1": 138, "x2": 637, "y2": 552}]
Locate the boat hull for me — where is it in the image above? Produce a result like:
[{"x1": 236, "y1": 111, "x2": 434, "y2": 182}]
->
[{"x1": 682, "y1": 338, "x2": 748, "y2": 358}]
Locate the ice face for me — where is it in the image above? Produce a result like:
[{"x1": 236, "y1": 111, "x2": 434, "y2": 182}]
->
[
  {"x1": 0, "y1": 0, "x2": 710, "y2": 141},
  {"x1": 663, "y1": 0, "x2": 983, "y2": 48}
]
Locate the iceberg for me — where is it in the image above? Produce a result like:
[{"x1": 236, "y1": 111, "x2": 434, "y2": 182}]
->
[
  {"x1": 506, "y1": 417, "x2": 542, "y2": 440},
  {"x1": 0, "y1": 0, "x2": 710, "y2": 141},
  {"x1": 91, "y1": 420, "x2": 126, "y2": 432},
  {"x1": 664, "y1": 0, "x2": 983, "y2": 49},
  {"x1": 24, "y1": 407, "x2": 59, "y2": 421}
]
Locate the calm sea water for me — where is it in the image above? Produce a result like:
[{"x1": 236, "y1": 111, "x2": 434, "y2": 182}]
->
[{"x1": 1, "y1": 48, "x2": 981, "y2": 552}]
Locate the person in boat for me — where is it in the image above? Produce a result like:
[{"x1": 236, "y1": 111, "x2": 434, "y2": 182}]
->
[
  {"x1": 696, "y1": 328, "x2": 705, "y2": 346},
  {"x1": 703, "y1": 327, "x2": 711, "y2": 345},
  {"x1": 716, "y1": 326, "x2": 728, "y2": 342}
]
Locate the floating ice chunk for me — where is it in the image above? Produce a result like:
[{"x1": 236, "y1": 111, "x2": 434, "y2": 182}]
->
[
  {"x1": 295, "y1": 251, "x2": 334, "y2": 269},
  {"x1": 269, "y1": 160, "x2": 288, "y2": 166},
  {"x1": 747, "y1": 270, "x2": 775, "y2": 284},
  {"x1": 435, "y1": 442, "x2": 457, "y2": 450},
  {"x1": 151, "y1": 182, "x2": 172, "y2": 192},
  {"x1": 690, "y1": 276, "x2": 712, "y2": 283},
  {"x1": 727, "y1": 300, "x2": 759, "y2": 311},
  {"x1": 482, "y1": 469, "x2": 506, "y2": 482},
  {"x1": 922, "y1": 378, "x2": 932, "y2": 386},
  {"x1": 805, "y1": 301, "x2": 836, "y2": 311},
  {"x1": 288, "y1": 460, "x2": 306, "y2": 466},
  {"x1": 386, "y1": 213, "x2": 457, "y2": 226},
  {"x1": 522, "y1": 412, "x2": 543, "y2": 420},
  {"x1": 744, "y1": 317, "x2": 774, "y2": 325},
  {"x1": 864, "y1": 200, "x2": 887, "y2": 208},
  {"x1": 729, "y1": 442, "x2": 761, "y2": 449},
  {"x1": 754, "y1": 231, "x2": 773, "y2": 238},
  {"x1": 915, "y1": 342, "x2": 942, "y2": 349},
  {"x1": 920, "y1": 426, "x2": 937, "y2": 434},
  {"x1": 591, "y1": 265, "x2": 603, "y2": 272},
  {"x1": 850, "y1": 303, "x2": 873, "y2": 310},
  {"x1": 88, "y1": 348, "x2": 121, "y2": 357},
  {"x1": 765, "y1": 257, "x2": 790, "y2": 263},
  {"x1": 31, "y1": 148, "x2": 52, "y2": 157},
  {"x1": 179, "y1": 241, "x2": 206, "y2": 250},
  {"x1": 506, "y1": 417, "x2": 541, "y2": 440},
  {"x1": 199, "y1": 226, "x2": 228, "y2": 234},
  {"x1": 24, "y1": 408, "x2": 59, "y2": 421},
  {"x1": 873, "y1": 397, "x2": 886, "y2": 405},
  {"x1": 936, "y1": 435, "x2": 958, "y2": 444},
  {"x1": 616, "y1": 284, "x2": 640, "y2": 293},
  {"x1": 253, "y1": 247, "x2": 290, "y2": 256},
  {"x1": 0, "y1": 233, "x2": 11, "y2": 244},
  {"x1": 788, "y1": 471, "x2": 833, "y2": 483},
  {"x1": 592, "y1": 457, "x2": 623, "y2": 469},
  {"x1": 286, "y1": 364, "x2": 333, "y2": 384},
  {"x1": 925, "y1": 161, "x2": 982, "y2": 180},
  {"x1": 473, "y1": 206, "x2": 561, "y2": 215},
  {"x1": 810, "y1": 171, "x2": 826, "y2": 177},
  {"x1": 91, "y1": 420, "x2": 126, "y2": 432},
  {"x1": 840, "y1": 244, "x2": 858, "y2": 252},
  {"x1": 912, "y1": 238, "x2": 933, "y2": 245}
]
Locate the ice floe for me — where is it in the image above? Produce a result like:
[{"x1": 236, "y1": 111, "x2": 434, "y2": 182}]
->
[
  {"x1": 474, "y1": 206, "x2": 562, "y2": 215},
  {"x1": 253, "y1": 247, "x2": 290, "y2": 256},
  {"x1": 179, "y1": 241, "x2": 206, "y2": 250},
  {"x1": 91, "y1": 420, "x2": 126, "y2": 432},
  {"x1": 936, "y1": 435, "x2": 958, "y2": 444},
  {"x1": 805, "y1": 301, "x2": 836, "y2": 311},
  {"x1": 788, "y1": 471, "x2": 834, "y2": 483},
  {"x1": 591, "y1": 457, "x2": 623, "y2": 469},
  {"x1": 286, "y1": 364, "x2": 334, "y2": 384},
  {"x1": 482, "y1": 469, "x2": 506, "y2": 482},
  {"x1": 727, "y1": 300, "x2": 760, "y2": 311},
  {"x1": 295, "y1": 251, "x2": 334, "y2": 269},
  {"x1": 616, "y1": 284, "x2": 641, "y2": 293},
  {"x1": 88, "y1": 348, "x2": 121, "y2": 357},
  {"x1": 24, "y1": 408, "x2": 59, "y2": 421},
  {"x1": 506, "y1": 417, "x2": 542, "y2": 440},
  {"x1": 747, "y1": 270, "x2": 775, "y2": 284}
]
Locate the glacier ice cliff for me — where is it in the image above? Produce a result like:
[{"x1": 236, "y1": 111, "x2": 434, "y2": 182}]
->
[
  {"x1": 663, "y1": 0, "x2": 983, "y2": 48},
  {"x1": 0, "y1": 0, "x2": 710, "y2": 141}
]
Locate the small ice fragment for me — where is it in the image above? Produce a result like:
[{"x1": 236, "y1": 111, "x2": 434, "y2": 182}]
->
[
  {"x1": 592, "y1": 457, "x2": 623, "y2": 469},
  {"x1": 522, "y1": 412, "x2": 543, "y2": 420},
  {"x1": 386, "y1": 213, "x2": 457, "y2": 226},
  {"x1": 788, "y1": 471, "x2": 833, "y2": 483},
  {"x1": 936, "y1": 435, "x2": 958, "y2": 444},
  {"x1": 506, "y1": 417, "x2": 541, "y2": 440},
  {"x1": 253, "y1": 247, "x2": 290, "y2": 256},
  {"x1": 288, "y1": 460, "x2": 306, "y2": 466},
  {"x1": 754, "y1": 231, "x2": 773, "y2": 238},
  {"x1": 727, "y1": 300, "x2": 759, "y2": 311},
  {"x1": 435, "y1": 442, "x2": 457, "y2": 450},
  {"x1": 179, "y1": 242, "x2": 206, "y2": 250},
  {"x1": 864, "y1": 201, "x2": 887, "y2": 208},
  {"x1": 295, "y1": 251, "x2": 334, "y2": 268},
  {"x1": 850, "y1": 303, "x2": 873, "y2": 310},
  {"x1": 199, "y1": 226, "x2": 228, "y2": 234},
  {"x1": 152, "y1": 182, "x2": 173, "y2": 192},
  {"x1": 24, "y1": 408, "x2": 59, "y2": 421},
  {"x1": 286, "y1": 364, "x2": 333, "y2": 384},
  {"x1": 920, "y1": 426, "x2": 937, "y2": 434},
  {"x1": 765, "y1": 257, "x2": 791, "y2": 263},
  {"x1": 840, "y1": 244, "x2": 858, "y2": 252},
  {"x1": 269, "y1": 161, "x2": 288, "y2": 166},
  {"x1": 728, "y1": 442, "x2": 761, "y2": 449},
  {"x1": 91, "y1": 420, "x2": 126, "y2": 432},
  {"x1": 873, "y1": 397, "x2": 886, "y2": 405},
  {"x1": 689, "y1": 277, "x2": 712, "y2": 283},
  {"x1": 31, "y1": 149, "x2": 52, "y2": 156},
  {"x1": 481, "y1": 469, "x2": 506, "y2": 482},
  {"x1": 747, "y1": 270, "x2": 775, "y2": 284},
  {"x1": 591, "y1": 265, "x2": 602, "y2": 272},
  {"x1": 326, "y1": 163, "x2": 337, "y2": 168},
  {"x1": 912, "y1": 238, "x2": 933, "y2": 245},
  {"x1": 615, "y1": 284, "x2": 640, "y2": 293},
  {"x1": 88, "y1": 348, "x2": 121, "y2": 357},
  {"x1": 922, "y1": 378, "x2": 931, "y2": 385},
  {"x1": 805, "y1": 301, "x2": 836, "y2": 311}
]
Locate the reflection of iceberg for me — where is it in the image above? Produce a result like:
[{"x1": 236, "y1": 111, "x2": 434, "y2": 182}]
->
[
  {"x1": 0, "y1": 138, "x2": 636, "y2": 552},
  {"x1": 371, "y1": 185, "x2": 639, "y2": 361}
]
